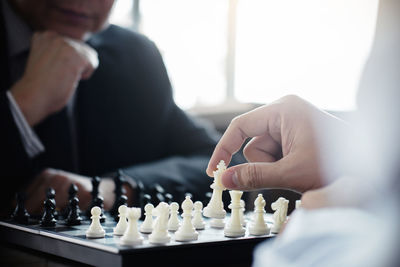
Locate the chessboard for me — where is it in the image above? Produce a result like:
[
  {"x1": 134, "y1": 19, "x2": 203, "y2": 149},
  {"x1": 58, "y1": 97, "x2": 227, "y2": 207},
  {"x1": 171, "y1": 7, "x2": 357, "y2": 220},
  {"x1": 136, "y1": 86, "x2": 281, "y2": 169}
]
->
[{"x1": 0, "y1": 212, "x2": 275, "y2": 267}]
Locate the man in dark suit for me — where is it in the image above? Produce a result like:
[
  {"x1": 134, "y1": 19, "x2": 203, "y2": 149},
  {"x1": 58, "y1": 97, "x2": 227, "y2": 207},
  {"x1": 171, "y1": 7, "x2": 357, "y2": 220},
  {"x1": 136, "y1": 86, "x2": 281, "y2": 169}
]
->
[{"x1": 0, "y1": 0, "x2": 221, "y2": 214}]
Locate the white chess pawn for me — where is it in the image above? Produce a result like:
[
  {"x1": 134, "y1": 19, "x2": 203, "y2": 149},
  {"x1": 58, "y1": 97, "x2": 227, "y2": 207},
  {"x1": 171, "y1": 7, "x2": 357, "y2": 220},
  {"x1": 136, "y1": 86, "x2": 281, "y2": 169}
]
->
[
  {"x1": 239, "y1": 199, "x2": 246, "y2": 227},
  {"x1": 224, "y1": 190, "x2": 246, "y2": 237},
  {"x1": 86, "y1": 206, "x2": 105, "y2": 238},
  {"x1": 113, "y1": 205, "x2": 129, "y2": 235},
  {"x1": 210, "y1": 218, "x2": 225, "y2": 228},
  {"x1": 140, "y1": 203, "x2": 154, "y2": 234},
  {"x1": 149, "y1": 202, "x2": 171, "y2": 244},
  {"x1": 167, "y1": 202, "x2": 180, "y2": 231},
  {"x1": 120, "y1": 208, "x2": 143, "y2": 246},
  {"x1": 249, "y1": 194, "x2": 270, "y2": 236},
  {"x1": 192, "y1": 201, "x2": 205, "y2": 230},
  {"x1": 175, "y1": 196, "x2": 199, "y2": 241},
  {"x1": 203, "y1": 160, "x2": 227, "y2": 219},
  {"x1": 271, "y1": 197, "x2": 289, "y2": 233}
]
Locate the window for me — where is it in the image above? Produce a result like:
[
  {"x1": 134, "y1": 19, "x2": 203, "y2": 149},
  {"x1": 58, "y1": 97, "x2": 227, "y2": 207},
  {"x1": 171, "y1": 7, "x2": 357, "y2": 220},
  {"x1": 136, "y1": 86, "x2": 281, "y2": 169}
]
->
[{"x1": 110, "y1": 0, "x2": 379, "y2": 111}]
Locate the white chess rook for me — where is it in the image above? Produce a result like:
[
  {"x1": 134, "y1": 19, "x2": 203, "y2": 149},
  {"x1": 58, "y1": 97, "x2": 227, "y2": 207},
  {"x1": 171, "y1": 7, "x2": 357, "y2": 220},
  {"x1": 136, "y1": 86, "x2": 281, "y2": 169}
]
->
[
  {"x1": 113, "y1": 205, "x2": 128, "y2": 236},
  {"x1": 86, "y1": 206, "x2": 105, "y2": 238},
  {"x1": 120, "y1": 208, "x2": 143, "y2": 246},
  {"x1": 271, "y1": 197, "x2": 289, "y2": 234},
  {"x1": 203, "y1": 160, "x2": 227, "y2": 219},
  {"x1": 224, "y1": 190, "x2": 246, "y2": 237},
  {"x1": 149, "y1": 202, "x2": 171, "y2": 244},
  {"x1": 167, "y1": 202, "x2": 180, "y2": 231},
  {"x1": 175, "y1": 196, "x2": 199, "y2": 241},
  {"x1": 249, "y1": 194, "x2": 270, "y2": 236},
  {"x1": 192, "y1": 201, "x2": 205, "y2": 230},
  {"x1": 140, "y1": 203, "x2": 154, "y2": 234}
]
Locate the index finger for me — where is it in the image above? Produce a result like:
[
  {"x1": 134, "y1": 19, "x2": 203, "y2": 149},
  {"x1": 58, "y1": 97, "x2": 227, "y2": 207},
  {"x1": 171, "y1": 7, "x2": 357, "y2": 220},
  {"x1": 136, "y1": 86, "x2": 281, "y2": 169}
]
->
[{"x1": 206, "y1": 104, "x2": 280, "y2": 176}]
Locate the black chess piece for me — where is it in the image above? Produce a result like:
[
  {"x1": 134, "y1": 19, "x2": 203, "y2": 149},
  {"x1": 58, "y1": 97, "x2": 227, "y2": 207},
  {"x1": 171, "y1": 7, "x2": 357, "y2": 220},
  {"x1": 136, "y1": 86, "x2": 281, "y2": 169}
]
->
[
  {"x1": 164, "y1": 193, "x2": 174, "y2": 204},
  {"x1": 110, "y1": 170, "x2": 127, "y2": 217},
  {"x1": 41, "y1": 198, "x2": 56, "y2": 227},
  {"x1": 11, "y1": 192, "x2": 30, "y2": 224},
  {"x1": 113, "y1": 195, "x2": 128, "y2": 222},
  {"x1": 64, "y1": 183, "x2": 79, "y2": 217},
  {"x1": 66, "y1": 197, "x2": 82, "y2": 226},
  {"x1": 87, "y1": 176, "x2": 101, "y2": 216},
  {"x1": 92, "y1": 196, "x2": 106, "y2": 223},
  {"x1": 46, "y1": 187, "x2": 59, "y2": 219}
]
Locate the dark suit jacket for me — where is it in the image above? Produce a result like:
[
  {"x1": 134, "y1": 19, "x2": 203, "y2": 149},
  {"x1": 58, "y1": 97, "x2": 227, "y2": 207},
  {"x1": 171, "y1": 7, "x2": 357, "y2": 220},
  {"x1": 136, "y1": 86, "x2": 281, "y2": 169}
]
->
[{"x1": 0, "y1": 15, "x2": 221, "y2": 210}]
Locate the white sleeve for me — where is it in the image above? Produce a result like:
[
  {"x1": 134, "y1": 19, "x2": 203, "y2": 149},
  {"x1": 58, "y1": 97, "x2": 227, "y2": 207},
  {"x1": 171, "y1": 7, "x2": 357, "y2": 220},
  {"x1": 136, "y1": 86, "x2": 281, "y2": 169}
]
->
[{"x1": 6, "y1": 90, "x2": 45, "y2": 158}]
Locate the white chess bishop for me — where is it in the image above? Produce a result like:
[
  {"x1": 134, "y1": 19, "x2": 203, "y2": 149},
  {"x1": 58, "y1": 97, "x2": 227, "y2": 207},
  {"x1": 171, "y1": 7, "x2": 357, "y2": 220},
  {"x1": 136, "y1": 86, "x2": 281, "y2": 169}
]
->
[
  {"x1": 271, "y1": 197, "x2": 289, "y2": 233},
  {"x1": 86, "y1": 206, "x2": 105, "y2": 238},
  {"x1": 120, "y1": 208, "x2": 143, "y2": 246},
  {"x1": 224, "y1": 190, "x2": 246, "y2": 237},
  {"x1": 175, "y1": 196, "x2": 199, "y2": 241},
  {"x1": 203, "y1": 160, "x2": 227, "y2": 219},
  {"x1": 140, "y1": 203, "x2": 154, "y2": 234},
  {"x1": 249, "y1": 194, "x2": 270, "y2": 236},
  {"x1": 149, "y1": 202, "x2": 171, "y2": 244},
  {"x1": 113, "y1": 205, "x2": 129, "y2": 236}
]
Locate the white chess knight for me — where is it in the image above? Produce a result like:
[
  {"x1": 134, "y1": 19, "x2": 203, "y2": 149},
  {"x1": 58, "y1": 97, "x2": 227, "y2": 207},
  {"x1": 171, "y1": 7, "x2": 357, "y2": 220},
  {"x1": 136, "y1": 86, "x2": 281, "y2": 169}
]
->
[
  {"x1": 86, "y1": 206, "x2": 105, "y2": 238},
  {"x1": 203, "y1": 160, "x2": 227, "y2": 219},
  {"x1": 113, "y1": 205, "x2": 129, "y2": 236},
  {"x1": 175, "y1": 196, "x2": 199, "y2": 241},
  {"x1": 140, "y1": 203, "x2": 154, "y2": 234},
  {"x1": 249, "y1": 194, "x2": 270, "y2": 236},
  {"x1": 192, "y1": 201, "x2": 205, "y2": 230},
  {"x1": 149, "y1": 202, "x2": 171, "y2": 244},
  {"x1": 224, "y1": 190, "x2": 246, "y2": 237},
  {"x1": 120, "y1": 208, "x2": 143, "y2": 246},
  {"x1": 167, "y1": 202, "x2": 180, "y2": 231},
  {"x1": 271, "y1": 197, "x2": 289, "y2": 233}
]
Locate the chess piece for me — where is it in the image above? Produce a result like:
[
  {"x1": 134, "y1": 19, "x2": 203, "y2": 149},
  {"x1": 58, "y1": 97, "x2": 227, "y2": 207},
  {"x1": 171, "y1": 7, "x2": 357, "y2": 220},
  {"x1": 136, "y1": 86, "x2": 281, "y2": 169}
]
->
[
  {"x1": 239, "y1": 199, "x2": 246, "y2": 227},
  {"x1": 11, "y1": 192, "x2": 30, "y2": 224},
  {"x1": 93, "y1": 196, "x2": 106, "y2": 223},
  {"x1": 114, "y1": 205, "x2": 129, "y2": 235},
  {"x1": 140, "y1": 203, "x2": 154, "y2": 233},
  {"x1": 271, "y1": 197, "x2": 289, "y2": 233},
  {"x1": 164, "y1": 193, "x2": 173, "y2": 204},
  {"x1": 192, "y1": 201, "x2": 205, "y2": 230},
  {"x1": 64, "y1": 183, "x2": 78, "y2": 217},
  {"x1": 41, "y1": 198, "x2": 57, "y2": 227},
  {"x1": 66, "y1": 197, "x2": 82, "y2": 226},
  {"x1": 210, "y1": 218, "x2": 225, "y2": 228},
  {"x1": 120, "y1": 208, "x2": 143, "y2": 246},
  {"x1": 249, "y1": 194, "x2": 270, "y2": 236},
  {"x1": 224, "y1": 190, "x2": 246, "y2": 237},
  {"x1": 296, "y1": 200, "x2": 302, "y2": 209},
  {"x1": 203, "y1": 160, "x2": 227, "y2": 219},
  {"x1": 167, "y1": 202, "x2": 180, "y2": 231},
  {"x1": 87, "y1": 176, "x2": 101, "y2": 216},
  {"x1": 46, "y1": 187, "x2": 58, "y2": 219},
  {"x1": 175, "y1": 196, "x2": 198, "y2": 241},
  {"x1": 149, "y1": 202, "x2": 171, "y2": 244},
  {"x1": 113, "y1": 195, "x2": 128, "y2": 222},
  {"x1": 110, "y1": 170, "x2": 127, "y2": 217},
  {"x1": 86, "y1": 206, "x2": 105, "y2": 238}
]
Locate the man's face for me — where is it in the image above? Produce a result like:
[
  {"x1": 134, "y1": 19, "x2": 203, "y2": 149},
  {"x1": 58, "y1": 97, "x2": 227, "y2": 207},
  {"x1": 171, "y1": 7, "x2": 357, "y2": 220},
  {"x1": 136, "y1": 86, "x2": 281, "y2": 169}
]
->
[{"x1": 11, "y1": 0, "x2": 115, "y2": 40}]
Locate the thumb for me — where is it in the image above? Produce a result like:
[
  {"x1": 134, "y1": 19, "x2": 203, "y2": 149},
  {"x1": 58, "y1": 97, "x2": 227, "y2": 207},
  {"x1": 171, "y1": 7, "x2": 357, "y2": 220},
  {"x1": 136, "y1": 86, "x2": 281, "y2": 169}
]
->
[{"x1": 221, "y1": 162, "x2": 282, "y2": 190}]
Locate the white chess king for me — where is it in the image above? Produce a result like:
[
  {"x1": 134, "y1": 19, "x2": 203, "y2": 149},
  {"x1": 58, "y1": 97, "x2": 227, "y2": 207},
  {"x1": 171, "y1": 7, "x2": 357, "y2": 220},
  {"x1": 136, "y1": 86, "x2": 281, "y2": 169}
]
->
[{"x1": 203, "y1": 160, "x2": 227, "y2": 219}]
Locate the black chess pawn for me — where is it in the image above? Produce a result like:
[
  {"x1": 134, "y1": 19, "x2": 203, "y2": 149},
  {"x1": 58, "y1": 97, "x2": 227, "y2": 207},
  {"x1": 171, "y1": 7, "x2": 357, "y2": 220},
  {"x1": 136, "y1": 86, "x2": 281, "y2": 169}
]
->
[
  {"x1": 113, "y1": 195, "x2": 128, "y2": 222},
  {"x1": 110, "y1": 170, "x2": 127, "y2": 217},
  {"x1": 11, "y1": 192, "x2": 30, "y2": 224},
  {"x1": 46, "y1": 187, "x2": 59, "y2": 219},
  {"x1": 64, "y1": 183, "x2": 78, "y2": 217},
  {"x1": 93, "y1": 196, "x2": 106, "y2": 223},
  {"x1": 66, "y1": 197, "x2": 82, "y2": 226},
  {"x1": 41, "y1": 198, "x2": 56, "y2": 227}
]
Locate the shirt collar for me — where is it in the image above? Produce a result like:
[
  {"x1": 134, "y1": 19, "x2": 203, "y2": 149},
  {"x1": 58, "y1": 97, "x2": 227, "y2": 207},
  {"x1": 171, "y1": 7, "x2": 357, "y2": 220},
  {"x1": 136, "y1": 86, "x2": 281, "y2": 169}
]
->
[{"x1": 2, "y1": 0, "x2": 32, "y2": 58}]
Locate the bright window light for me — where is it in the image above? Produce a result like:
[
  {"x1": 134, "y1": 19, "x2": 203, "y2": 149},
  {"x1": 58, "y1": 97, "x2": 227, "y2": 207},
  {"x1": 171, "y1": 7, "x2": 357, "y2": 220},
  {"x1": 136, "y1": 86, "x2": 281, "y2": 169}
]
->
[{"x1": 235, "y1": 0, "x2": 379, "y2": 110}]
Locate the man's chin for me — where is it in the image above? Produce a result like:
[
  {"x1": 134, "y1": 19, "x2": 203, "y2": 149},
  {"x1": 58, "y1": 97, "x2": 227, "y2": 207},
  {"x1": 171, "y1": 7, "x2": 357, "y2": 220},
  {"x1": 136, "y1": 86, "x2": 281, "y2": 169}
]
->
[{"x1": 46, "y1": 25, "x2": 93, "y2": 41}]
